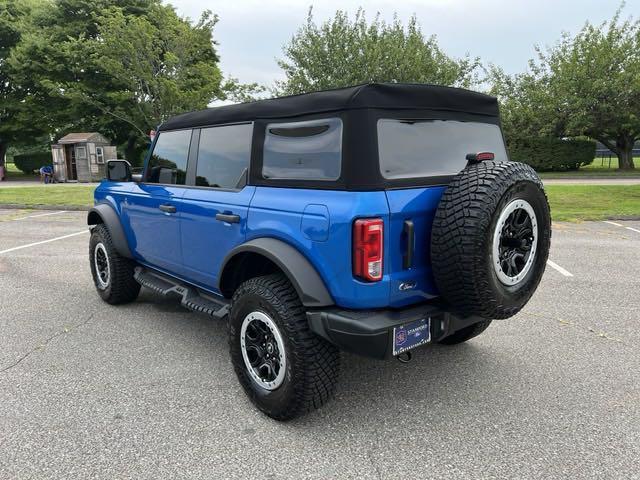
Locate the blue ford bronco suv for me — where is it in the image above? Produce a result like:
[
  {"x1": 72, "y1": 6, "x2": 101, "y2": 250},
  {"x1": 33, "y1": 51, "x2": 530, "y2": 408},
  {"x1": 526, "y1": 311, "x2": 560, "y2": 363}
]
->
[{"x1": 88, "y1": 83, "x2": 551, "y2": 420}]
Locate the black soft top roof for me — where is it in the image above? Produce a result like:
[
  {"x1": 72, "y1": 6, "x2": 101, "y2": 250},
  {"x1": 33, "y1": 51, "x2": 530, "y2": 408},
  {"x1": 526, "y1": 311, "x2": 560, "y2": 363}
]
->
[{"x1": 159, "y1": 83, "x2": 499, "y2": 131}]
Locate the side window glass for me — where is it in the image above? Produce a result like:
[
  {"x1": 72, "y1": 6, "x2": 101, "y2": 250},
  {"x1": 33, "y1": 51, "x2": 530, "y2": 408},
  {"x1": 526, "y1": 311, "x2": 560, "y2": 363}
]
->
[
  {"x1": 262, "y1": 118, "x2": 342, "y2": 181},
  {"x1": 196, "y1": 123, "x2": 253, "y2": 189},
  {"x1": 145, "y1": 129, "x2": 192, "y2": 185}
]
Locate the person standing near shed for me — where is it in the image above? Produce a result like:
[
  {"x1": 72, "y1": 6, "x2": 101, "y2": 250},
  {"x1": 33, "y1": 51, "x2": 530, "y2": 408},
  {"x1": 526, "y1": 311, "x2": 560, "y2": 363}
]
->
[{"x1": 39, "y1": 165, "x2": 53, "y2": 183}]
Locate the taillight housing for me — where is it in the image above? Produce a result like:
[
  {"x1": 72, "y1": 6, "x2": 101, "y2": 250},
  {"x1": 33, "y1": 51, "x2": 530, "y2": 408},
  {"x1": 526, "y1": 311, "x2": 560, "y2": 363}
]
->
[{"x1": 353, "y1": 218, "x2": 383, "y2": 282}]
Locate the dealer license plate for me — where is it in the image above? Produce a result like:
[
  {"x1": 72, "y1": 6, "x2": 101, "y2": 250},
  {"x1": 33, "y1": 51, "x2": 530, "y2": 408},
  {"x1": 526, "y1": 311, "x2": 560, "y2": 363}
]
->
[{"x1": 392, "y1": 318, "x2": 431, "y2": 356}]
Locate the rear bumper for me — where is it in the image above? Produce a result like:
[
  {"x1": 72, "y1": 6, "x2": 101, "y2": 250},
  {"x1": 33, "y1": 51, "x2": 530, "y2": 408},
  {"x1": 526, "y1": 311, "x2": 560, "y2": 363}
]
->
[{"x1": 307, "y1": 302, "x2": 484, "y2": 359}]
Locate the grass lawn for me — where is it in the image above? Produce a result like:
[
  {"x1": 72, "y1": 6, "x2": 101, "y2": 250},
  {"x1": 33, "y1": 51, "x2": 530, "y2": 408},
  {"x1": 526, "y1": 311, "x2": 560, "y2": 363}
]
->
[
  {"x1": 545, "y1": 185, "x2": 640, "y2": 222},
  {"x1": 0, "y1": 185, "x2": 95, "y2": 207}
]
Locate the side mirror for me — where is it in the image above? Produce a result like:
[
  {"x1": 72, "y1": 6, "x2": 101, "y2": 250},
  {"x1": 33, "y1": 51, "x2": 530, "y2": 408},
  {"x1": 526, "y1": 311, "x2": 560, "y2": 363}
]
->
[{"x1": 106, "y1": 160, "x2": 132, "y2": 182}]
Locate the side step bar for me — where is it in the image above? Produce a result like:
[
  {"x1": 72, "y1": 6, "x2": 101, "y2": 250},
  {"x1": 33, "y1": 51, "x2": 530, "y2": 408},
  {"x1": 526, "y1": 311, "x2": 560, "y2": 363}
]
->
[{"x1": 134, "y1": 267, "x2": 229, "y2": 320}]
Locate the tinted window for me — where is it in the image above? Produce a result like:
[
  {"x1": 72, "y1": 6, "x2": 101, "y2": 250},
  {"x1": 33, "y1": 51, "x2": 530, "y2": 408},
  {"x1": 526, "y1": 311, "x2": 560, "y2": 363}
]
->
[
  {"x1": 378, "y1": 119, "x2": 508, "y2": 179},
  {"x1": 263, "y1": 118, "x2": 342, "y2": 181},
  {"x1": 196, "y1": 124, "x2": 252, "y2": 189},
  {"x1": 146, "y1": 129, "x2": 191, "y2": 185}
]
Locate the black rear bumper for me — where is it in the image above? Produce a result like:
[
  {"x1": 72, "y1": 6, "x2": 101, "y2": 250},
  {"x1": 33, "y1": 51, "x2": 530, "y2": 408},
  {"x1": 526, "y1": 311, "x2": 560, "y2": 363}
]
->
[{"x1": 307, "y1": 302, "x2": 484, "y2": 359}]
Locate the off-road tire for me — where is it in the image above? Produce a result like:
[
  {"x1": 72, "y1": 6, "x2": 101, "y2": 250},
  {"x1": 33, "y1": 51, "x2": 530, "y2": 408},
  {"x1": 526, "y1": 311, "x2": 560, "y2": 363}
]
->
[
  {"x1": 438, "y1": 320, "x2": 492, "y2": 345},
  {"x1": 229, "y1": 274, "x2": 340, "y2": 421},
  {"x1": 431, "y1": 161, "x2": 551, "y2": 319},
  {"x1": 89, "y1": 224, "x2": 140, "y2": 304}
]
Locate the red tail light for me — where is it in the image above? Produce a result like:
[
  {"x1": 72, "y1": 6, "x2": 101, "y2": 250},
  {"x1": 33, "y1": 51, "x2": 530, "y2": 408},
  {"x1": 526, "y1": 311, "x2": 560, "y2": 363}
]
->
[{"x1": 353, "y1": 218, "x2": 383, "y2": 282}]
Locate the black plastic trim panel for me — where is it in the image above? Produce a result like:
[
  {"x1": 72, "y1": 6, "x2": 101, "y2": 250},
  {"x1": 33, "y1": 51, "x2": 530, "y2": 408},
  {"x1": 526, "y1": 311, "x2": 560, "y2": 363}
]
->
[
  {"x1": 219, "y1": 238, "x2": 334, "y2": 308},
  {"x1": 307, "y1": 303, "x2": 484, "y2": 359},
  {"x1": 87, "y1": 204, "x2": 133, "y2": 258}
]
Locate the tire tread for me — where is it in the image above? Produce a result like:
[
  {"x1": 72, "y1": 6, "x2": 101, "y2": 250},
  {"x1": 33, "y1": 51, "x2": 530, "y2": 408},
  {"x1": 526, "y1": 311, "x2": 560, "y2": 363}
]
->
[
  {"x1": 431, "y1": 161, "x2": 551, "y2": 319},
  {"x1": 229, "y1": 274, "x2": 339, "y2": 420},
  {"x1": 90, "y1": 224, "x2": 140, "y2": 305}
]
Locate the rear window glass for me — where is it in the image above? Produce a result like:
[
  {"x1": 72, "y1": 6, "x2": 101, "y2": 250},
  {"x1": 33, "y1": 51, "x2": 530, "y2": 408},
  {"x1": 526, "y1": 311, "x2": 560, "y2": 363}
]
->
[
  {"x1": 377, "y1": 119, "x2": 508, "y2": 179},
  {"x1": 263, "y1": 118, "x2": 342, "y2": 181}
]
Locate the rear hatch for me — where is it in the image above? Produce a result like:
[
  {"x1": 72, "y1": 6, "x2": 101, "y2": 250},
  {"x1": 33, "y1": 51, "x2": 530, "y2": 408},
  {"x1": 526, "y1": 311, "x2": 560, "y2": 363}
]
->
[{"x1": 379, "y1": 118, "x2": 509, "y2": 307}]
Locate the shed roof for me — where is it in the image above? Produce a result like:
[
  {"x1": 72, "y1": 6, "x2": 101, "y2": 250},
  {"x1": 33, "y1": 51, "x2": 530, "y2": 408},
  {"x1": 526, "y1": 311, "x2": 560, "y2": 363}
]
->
[
  {"x1": 58, "y1": 132, "x2": 110, "y2": 144},
  {"x1": 159, "y1": 83, "x2": 499, "y2": 131}
]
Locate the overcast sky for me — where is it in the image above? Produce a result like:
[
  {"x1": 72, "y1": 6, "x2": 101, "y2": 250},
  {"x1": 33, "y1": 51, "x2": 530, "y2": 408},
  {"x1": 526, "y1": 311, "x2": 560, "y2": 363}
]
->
[{"x1": 168, "y1": 0, "x2": 636, "y2": 88}]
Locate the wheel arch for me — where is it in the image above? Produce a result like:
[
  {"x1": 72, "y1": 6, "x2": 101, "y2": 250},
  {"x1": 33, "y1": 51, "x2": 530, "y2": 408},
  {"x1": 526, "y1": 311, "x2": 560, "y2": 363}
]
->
[
  {"x1": 87, "y1": 203, "x2": 133, "y2": 259},
  {"x1": 219, "y1": 238, "x2": 334, "y2": 308}
]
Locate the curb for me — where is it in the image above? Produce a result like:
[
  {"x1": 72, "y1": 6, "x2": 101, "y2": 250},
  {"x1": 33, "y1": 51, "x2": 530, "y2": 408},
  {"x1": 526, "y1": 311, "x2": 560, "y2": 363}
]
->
[
  {"x1": 607, "y1": 215, "x2": 640, "y2": 221},
  {"x1": 0, "y1": 203, "x2": 90, "y2": 211}
]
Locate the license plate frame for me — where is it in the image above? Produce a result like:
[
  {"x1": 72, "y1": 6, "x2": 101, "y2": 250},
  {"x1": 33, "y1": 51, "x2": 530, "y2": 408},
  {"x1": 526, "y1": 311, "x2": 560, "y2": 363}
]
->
[{"x1": 392, "y1": 317, "x2": 431, "y2": 356}]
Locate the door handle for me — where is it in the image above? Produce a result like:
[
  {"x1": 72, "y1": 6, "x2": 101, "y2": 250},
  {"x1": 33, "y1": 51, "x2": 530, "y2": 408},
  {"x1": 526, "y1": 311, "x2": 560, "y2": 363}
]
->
[
  {"x1": 159, "y1": 204, "x2": 176, "y2": 213},
  {"x1": 403, "y1": 219, "x2": 414, "y2": 269},
  {"x1": 216, "y1": 213, "x2": 240, "y2": 224}
]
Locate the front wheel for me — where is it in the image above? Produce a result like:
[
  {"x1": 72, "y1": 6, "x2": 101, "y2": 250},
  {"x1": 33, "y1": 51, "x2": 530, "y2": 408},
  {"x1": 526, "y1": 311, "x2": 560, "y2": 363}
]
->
[
  {"x1": 228, "y1": 274, "x2": 340, "y2": 421},
  {"x1": 89, "y1": 224, "x2": 140, "y2": 304}
]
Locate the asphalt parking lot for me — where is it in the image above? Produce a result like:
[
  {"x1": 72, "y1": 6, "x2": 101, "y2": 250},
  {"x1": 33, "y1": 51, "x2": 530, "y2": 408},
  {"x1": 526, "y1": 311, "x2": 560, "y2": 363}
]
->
[{"x1": 0, "y1": 209, "x2": 639, "y2": 479}]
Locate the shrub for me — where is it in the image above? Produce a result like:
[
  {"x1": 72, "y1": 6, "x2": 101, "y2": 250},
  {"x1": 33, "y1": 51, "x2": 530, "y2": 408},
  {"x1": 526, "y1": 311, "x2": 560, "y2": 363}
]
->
[
  {"x1": 13, "y1": 152, "x2": 52, "y2": 174},
  {"x1": 508, "y1": 138, "x2": 596, "y2": 171}
]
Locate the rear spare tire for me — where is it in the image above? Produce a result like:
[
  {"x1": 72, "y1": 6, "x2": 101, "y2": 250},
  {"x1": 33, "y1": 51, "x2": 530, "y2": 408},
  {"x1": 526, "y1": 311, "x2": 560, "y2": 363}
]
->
[{"x1": 431, "y1": 161, "x2": 551, "y2": 319}]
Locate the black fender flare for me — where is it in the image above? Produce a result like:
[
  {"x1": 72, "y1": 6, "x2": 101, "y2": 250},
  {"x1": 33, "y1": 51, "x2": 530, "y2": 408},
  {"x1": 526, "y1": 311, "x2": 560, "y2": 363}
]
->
[
  {"x1": 87, "y1": 203, "x2": 133, "y2": 259},
  {"x1": 219, "y1": 238, "x2": 334, "y2": 308}
]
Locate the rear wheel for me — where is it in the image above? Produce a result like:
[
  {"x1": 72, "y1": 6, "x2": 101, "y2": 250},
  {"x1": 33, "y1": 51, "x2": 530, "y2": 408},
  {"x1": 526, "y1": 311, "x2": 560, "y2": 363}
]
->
[
  {"x1": 438, "y1": 320, "x2": 492, "y2": 345},
  {"x1": 89, "y1": 224, "x2": 140, "y2": 304},
  {"x1": 229, "y1": 274, "x2": 340, "y2": 421}
]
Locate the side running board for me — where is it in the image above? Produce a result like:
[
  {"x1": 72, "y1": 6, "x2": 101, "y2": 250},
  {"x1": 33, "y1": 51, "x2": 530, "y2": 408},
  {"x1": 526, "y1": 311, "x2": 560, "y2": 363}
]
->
[{"x1": 134, "y1": 267, "x2": 229, "y2": 320}]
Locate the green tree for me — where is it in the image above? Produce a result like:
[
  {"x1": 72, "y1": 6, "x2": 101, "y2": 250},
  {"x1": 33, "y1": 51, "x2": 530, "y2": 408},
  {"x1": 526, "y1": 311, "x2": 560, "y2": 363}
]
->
[
  {"x1": 545, "y1": 10, "x2": 640, "y2": 169},
  {"x1": 276, "y1": 8, "x2": 480, "y2": 96},
  {"x1": 489, "y1": 65, "x2": 567, "y2": 143},
  {"x1": 493, "y1": 8, "x2": 640, "y2": 170},
  {"x1": 93, "y1": 5, "x2": 227, "y2": 162},
  {"x1": 0, "y1": 0, "x2": 50, "y2": 167},
  {"x1": 3, "y1": 0, "x2": 256, "y2": 165}
]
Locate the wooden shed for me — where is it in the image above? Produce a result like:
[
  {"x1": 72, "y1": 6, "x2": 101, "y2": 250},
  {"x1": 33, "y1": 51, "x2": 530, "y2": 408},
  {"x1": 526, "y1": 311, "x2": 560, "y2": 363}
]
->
[{"x1": 51, "y1": 133, "x2": 117, "y2": 182}]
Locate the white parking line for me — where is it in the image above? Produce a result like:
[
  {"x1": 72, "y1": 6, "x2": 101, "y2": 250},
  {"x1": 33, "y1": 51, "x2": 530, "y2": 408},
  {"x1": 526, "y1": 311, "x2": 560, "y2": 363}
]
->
[
  {"x1": 602, "y1": 220, "x2": 640, "y2": 235},
  {"x1": 0, "y1": 230, "x2": 88, "y2": 255},
  {"x1": 602, "y1": 220, "x2": 623, "y2": 227},
  {"x1": 547, "y1": 260, "x2": 574, "y2": 277},
  {"x1": 12, "y1": 210, "x2": 67, "y2": 221}
]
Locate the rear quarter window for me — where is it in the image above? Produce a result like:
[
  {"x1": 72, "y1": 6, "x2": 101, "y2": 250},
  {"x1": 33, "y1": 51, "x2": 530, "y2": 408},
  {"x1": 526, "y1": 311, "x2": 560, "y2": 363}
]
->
[
  {"x1": 262, "y1": 118, "x2": 342, "y2": 181},
  {"x1": 377, "y1": 119, "x2": 508, "y2": 179}
]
